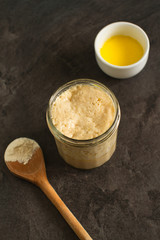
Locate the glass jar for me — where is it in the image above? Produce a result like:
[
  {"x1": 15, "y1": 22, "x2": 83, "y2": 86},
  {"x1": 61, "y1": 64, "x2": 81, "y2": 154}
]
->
[{"x1": 46, "y1": 79, "x2": 121, "y2": 169}]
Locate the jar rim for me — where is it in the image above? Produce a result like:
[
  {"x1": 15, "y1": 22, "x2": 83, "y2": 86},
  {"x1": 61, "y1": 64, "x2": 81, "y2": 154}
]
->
[{"x1": 46, "y1": 79, "x2": 121, "y2": 147}]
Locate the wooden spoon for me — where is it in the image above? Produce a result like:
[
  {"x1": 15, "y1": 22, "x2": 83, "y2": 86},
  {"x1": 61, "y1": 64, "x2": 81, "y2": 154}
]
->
[{"x1": 5, "y1": 146, "x2": 93, "y2": 240}]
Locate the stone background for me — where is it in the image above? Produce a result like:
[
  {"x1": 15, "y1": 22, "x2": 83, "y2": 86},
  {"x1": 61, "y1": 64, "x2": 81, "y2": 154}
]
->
[{"x1": 0, "y1": 0, "x2": 160, "y2": 239}]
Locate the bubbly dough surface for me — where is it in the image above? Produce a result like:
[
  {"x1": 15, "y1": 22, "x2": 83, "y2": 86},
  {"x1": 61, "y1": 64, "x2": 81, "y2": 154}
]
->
[{"x1": 51, "y1": 84, "x2": 115, "y2": 140}]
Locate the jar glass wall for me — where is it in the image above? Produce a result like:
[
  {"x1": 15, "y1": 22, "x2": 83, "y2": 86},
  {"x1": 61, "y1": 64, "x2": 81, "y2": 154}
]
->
[{"x1": 46, "y1": 79, "x2": 121, "y2": 169}]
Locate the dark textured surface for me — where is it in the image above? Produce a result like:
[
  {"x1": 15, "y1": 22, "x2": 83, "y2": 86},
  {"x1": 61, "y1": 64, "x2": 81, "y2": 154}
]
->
[{"x1": 0, "y1": 0, "x2": 160, "y2": 239}]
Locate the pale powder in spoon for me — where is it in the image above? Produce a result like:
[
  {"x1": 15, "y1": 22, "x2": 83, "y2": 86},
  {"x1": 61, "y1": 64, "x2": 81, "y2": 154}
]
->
[{"x1": 4, "y1": 137, "x2": 39, "y2": 165}]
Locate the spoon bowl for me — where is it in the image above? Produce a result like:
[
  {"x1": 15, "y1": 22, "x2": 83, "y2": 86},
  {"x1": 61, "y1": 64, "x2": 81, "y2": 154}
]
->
[{"x1": 5, "y1": 148, "x2": 46, "y2": 185}]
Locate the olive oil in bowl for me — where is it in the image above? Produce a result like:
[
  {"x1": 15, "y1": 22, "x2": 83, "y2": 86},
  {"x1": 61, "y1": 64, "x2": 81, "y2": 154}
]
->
[{"x1": 100, "y1": 35, "x2": 144, "y2": 66}]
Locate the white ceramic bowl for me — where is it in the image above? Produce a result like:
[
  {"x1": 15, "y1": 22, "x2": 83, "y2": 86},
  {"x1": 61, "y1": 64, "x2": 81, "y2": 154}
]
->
[{"x1": 94, "y1": 22, "x2": 150, "y2": 79}]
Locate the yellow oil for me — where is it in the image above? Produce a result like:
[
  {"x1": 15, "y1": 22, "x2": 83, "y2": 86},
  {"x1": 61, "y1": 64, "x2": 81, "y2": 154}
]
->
[{"x1": 100, "y1": 35, "x2": 144, "y2": 66}]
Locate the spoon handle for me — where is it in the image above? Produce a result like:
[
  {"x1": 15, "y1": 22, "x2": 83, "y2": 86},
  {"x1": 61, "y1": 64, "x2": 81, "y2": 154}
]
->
[{"x1": 39, "y1": 179, "x2": 93, "y2": 240}]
